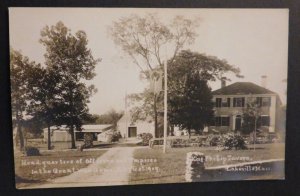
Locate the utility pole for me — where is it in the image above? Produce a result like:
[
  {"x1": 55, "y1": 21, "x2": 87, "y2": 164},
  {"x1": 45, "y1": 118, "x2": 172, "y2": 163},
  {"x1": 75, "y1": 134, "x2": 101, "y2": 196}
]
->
[{"x1": 163, "y1": 60, "x2": 168, "y2": 153}]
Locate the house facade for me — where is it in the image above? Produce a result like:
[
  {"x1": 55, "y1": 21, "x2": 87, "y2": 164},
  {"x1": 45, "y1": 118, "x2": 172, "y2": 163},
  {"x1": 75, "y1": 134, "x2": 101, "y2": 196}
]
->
[{"x1": 210, "y1": 81, "x2": 283, "y2": 134}]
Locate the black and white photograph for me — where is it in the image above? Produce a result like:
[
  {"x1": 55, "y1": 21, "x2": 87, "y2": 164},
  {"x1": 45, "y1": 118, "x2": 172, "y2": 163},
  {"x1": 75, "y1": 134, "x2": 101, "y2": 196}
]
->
[{"x1": 9, "y1": 8, "x2": 288, "y2": 189}]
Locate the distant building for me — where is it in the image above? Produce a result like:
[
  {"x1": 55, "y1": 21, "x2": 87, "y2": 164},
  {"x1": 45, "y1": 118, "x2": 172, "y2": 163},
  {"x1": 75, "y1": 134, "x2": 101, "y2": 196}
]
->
[
  {"x1": 210, "y1": 77, "x2": 284, "y2": 134},
  {"x1": 117, "y1": 113, "x2": 155, "y2": 138},
  {"x1": 43, "y1": 124, "x2": 113, "y2": 142}
]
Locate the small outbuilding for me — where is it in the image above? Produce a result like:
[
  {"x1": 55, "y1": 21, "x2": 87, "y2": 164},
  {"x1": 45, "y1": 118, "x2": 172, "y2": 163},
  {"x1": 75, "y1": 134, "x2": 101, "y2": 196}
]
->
[
  {"x1": 43, "y1": 124, "x2": 113, "y2": 142},
  {"x1": 117, "y1": 112, "x2": 155, "y2": 138}
]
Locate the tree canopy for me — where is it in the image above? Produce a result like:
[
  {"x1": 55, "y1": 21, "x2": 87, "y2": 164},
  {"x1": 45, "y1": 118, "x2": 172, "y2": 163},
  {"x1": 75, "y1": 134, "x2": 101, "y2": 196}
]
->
[
  {"x1": 39, "y1": 21, "x2": 100, "y2": 148},
  {"x1": 168, "y1": 73, "x2": 214, "y2": 135},
  {"x1": 10, "y1": 49, "x2": 37, "y2": 150},
  {"x1": 167, "y1": 50, "x2": 242, "y2": 135},
  {"x1": 110, "y1": 14, "x2": 200, "y2": 137},
  {"x1": 110, "y1": 14, "x2": 199, "y2": 74}
]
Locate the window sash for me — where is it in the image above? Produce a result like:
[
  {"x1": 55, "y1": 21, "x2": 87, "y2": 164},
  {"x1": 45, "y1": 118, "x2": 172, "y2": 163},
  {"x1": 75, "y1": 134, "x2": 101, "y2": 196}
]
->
[
  {"x1": 233, "y1": 97, "x2": 245, "y2": 107},
  {"x1": 256, "y1": 97, "x2": 271, "y2": 107},
  {"x1": 214, "y1": 116, "x2": 230, "y2": 126}
]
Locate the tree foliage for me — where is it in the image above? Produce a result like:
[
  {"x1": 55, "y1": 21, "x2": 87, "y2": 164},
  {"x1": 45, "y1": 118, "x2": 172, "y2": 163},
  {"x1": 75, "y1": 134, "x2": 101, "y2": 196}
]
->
[
  {"x1": 110, "y1": 14, "x2": 200, "y2": 137},
  {"x1": 168, "y1": 50, "x2": 242, "y2": 95},
  {"x1": 168, "y1": 73, "x2": 214, "y2": 135},
  {"x1": 39, "y1": 21, "x2": 100, "y2": 148},
  {"x1": 10, "y1": 49, "x2": 38, "y2": 151},
  {"x1": 25, "y1": 64, "x2": 63, "y2": 149},
  {"x1": 88, "y1": 110, "x2": 124, "y2": 131},
  {"x1": 167, "y1": 50, "x2": 243, "y2": 135},
  {"x1": 110, "y1": 14, "x2": 199, "y2": 73}
]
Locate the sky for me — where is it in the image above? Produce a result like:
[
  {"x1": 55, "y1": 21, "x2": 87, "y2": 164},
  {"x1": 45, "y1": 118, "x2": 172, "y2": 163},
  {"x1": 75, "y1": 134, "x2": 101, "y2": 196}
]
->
[{"x1": 9, "y1": 8, "x2": 289, "y2": 115}]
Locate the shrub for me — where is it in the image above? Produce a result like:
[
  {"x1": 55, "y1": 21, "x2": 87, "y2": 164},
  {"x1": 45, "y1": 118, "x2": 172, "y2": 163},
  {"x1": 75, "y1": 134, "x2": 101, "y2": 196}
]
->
[
  {"x1": 25, "y1": 146, "x2": 40, "y2": 156},
  {"x1": 83, "y1": 133, "x2": 94, "y2": 148},
  {"x1": 138, "y1": 133, "x2": 153, "y2": 146},
  {"x1": 206, "y1": 134, "x2": 222, "y2": 146},
  {"x1": 111, "y1": 131, "x2": 122, "y2": 142},
  {"x1": 222, "y1": 133, "x2": 247, "y2": 150}
]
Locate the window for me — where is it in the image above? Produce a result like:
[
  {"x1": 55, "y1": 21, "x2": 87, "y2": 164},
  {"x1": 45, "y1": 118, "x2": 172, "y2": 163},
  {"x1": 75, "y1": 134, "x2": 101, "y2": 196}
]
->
[
  {"x1": 216, "y1": 97, "x2": 230, "y2": 107},
  {"x1": 216, "y1": 98, "x2": 222, "y2": 108},
  {"x1": 221, "y1": 98, "x2": 231, "y2": 107},
  {"x1": 233, "y1": 97, "x2": 245, "y2": 107},
  {"x1": 256, "y1": 97, "x2": 271, "y2": 107},
  {"x1": 215, "y1": 117, "x2": 221, "y2": 126},
  {"x1": 258, "y1": 116, "x2": 270, "y2": 126},
  {"x1": 262, "y1": 97, "x2": 271, "y2": 107},
  {"x1": 214, "y1": 116, "x2": 230, "y2": 126},
  {"x1": 221, "y1": 117, "x2": 230, "y2": 126},
  {"x1": 256, "y1": 97, "x2": 262, "y2": 106}
]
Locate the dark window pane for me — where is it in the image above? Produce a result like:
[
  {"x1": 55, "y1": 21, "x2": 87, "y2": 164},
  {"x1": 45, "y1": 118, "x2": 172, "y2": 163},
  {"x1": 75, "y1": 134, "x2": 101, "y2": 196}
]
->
[
  {"x1": 216, "y1": 98, "x2": 222, "y2": 107},
  {"x1": 233, "y1": 97, "x2": 245, "y2": 107},
  {"x1": 262, "y1": 97, "x2": 271, "y2": 107},
  {"x1": 221, "y1": 117, "x2": 230, "y2": 126},
  {"x1": 260, "y1": 116, "x2": 270, "y2": 126},
  {"x1": 256, "y1": 97, "x2": 262, "y2": 107}
]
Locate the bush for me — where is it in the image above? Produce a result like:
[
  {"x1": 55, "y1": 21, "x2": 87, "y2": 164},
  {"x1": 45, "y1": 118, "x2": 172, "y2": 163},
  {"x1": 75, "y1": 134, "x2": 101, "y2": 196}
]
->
[
  {"x1": 206, "y1": 134, "x2": 222, "y2": 146},
  {"x1": 222, "y1": 133, "x2": 247, "y2": 150},
  {"x1": 83, "y1": 133, "x2": 94, "y2": 148},
  {"x1": 25, "y1": 146, "x2": 40, "y2": 156},
  {"x1": 138, "y1": 133, "x2": 153, "y2": 146},
  {"x1": 111, "y1": 131, "x2": 122, "y2": 142}
]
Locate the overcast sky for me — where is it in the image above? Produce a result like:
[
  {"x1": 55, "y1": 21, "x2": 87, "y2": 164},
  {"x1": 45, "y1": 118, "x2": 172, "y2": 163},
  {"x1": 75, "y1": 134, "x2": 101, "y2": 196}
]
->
[{"x1": 9, "y1": 8, "x2": 289, "y2": 115}]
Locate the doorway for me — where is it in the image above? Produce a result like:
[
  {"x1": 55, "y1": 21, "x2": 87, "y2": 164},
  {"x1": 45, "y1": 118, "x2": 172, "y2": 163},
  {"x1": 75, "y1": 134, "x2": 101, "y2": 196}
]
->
[{"x1": 128, "y1": 127, "x2": 137, "y2": 137}]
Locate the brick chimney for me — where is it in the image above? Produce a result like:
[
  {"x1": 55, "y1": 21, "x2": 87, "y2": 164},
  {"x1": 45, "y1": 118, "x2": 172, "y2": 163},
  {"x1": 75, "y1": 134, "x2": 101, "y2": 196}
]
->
[
  {"x1": 221, "y1": 77, "x2": 226, "y2": 88},
  {"x1": 261, "y1": 75, "x2": 267, "y2": 88}
]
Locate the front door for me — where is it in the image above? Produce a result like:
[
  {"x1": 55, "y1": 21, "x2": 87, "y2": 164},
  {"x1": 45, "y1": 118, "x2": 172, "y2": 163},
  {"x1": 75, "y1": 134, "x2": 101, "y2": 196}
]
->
[
  {"x1": 235, "y1": 115, "x2": 242, "y2": 131},
  {"x1": 128, "y1": 127, "x2": 137, "y2": 137}
]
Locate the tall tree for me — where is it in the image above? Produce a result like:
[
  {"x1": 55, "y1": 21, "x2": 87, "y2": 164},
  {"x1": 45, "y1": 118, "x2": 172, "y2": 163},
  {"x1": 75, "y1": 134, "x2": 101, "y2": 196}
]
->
[
  {"x1": 110, "y1": 14, "x2": 200, "y2": 137},
  {"x1": 167, "y1": 50, "x2": 243, "y2": 135},
  {"x1": 26, "y1": 65, "x2": 62, "y2": 150},
  {"x1": 169, "y1": 73, "x2": 214, "y2": 136},
  {"x1": 40, "y1": 21, "x2": 100, "y2": 149},
  {"x1": 10, "y1": 49, "x2": 36, "y2": 151}
]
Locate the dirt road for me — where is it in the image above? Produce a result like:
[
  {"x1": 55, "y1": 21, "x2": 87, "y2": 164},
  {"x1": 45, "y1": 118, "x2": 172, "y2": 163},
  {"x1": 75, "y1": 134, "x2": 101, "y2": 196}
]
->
[{"x1": 30, "y1": 147, "x2": 136, "y2": 188}]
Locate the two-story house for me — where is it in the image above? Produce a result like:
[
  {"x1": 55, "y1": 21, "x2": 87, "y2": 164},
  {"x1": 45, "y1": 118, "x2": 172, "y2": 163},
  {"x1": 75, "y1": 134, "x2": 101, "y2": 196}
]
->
[{"x1": 210, "y1": 79, "x2": 283, "y2": 134}]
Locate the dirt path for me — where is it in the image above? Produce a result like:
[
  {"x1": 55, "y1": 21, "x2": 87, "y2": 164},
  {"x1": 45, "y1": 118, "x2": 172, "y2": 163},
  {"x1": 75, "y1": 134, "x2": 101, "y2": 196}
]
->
[{"x1": 30, "y1": 147, "x2": 137, "y2": 188}]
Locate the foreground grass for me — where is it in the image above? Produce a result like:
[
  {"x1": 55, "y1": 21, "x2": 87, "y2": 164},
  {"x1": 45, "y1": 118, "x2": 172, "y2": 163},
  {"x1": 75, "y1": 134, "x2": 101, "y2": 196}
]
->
[
  {"x1": 129, "y1": 143, "x2": 285, "y2": 184},
  {"x1": 15, "y1": 149, "x2": 107, "y2": 188}
]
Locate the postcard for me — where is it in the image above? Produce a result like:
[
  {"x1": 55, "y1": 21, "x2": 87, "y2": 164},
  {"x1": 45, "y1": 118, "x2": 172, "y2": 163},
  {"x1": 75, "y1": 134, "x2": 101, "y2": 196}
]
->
[{"x1": 9, "y1": 8, "x2": 288, "y2": 189}]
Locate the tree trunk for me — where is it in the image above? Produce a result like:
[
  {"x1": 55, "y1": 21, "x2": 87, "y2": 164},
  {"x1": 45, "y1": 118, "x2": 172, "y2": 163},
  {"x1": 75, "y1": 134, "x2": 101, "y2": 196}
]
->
[
  {"x1": 17, "y1": 123, "x2": 24, "y2": 151},
  {"x1": 70, "y1": 125, "x2": 76, "y2": 149},
  {"x1": 47, "y1": 124, "x2": 51, "y2": 150},
  {"x1": 254, "y1": 118, "x2": 257, "y2": 151},
  {"x1": 154, "y1": 94, "x2": 159, "y2": 138}
]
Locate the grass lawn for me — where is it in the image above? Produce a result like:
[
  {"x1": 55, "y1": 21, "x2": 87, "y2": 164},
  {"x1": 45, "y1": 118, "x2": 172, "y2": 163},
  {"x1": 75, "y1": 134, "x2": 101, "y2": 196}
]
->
[
  {"x1": 129, "y1": 143, "x2": 285, "y2": 185},
  {"x1": 15, "y1": 149, "x2": 107, "y2": 188}
]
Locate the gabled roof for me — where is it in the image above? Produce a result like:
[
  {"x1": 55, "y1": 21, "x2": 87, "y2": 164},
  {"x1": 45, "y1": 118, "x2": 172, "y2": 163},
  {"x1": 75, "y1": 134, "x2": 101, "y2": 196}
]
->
[{"x1": 212, "y1": 82, "x2": 276, "y2": 95}]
